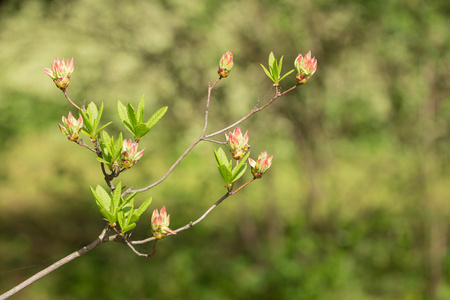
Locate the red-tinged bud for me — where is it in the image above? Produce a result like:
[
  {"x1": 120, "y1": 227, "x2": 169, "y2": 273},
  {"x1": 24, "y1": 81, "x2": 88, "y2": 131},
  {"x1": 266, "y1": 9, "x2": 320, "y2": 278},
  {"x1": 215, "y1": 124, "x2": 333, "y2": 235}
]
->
[
  {"x1": 294, "y1": 51, "x2": 317, "y2": 85},
  {"x1": 248, "y1": 151, "x2": 273, "y2": 179},
  {"x1": 121, "y1": 139, "x2": 145, "y2": 169},
  {"x1": 59, "y1": 111, "x2": 83, "y2": 141},
  {"x1": 218, "y1": 51, "x2": 234, "y2": 78},
  {"x1": 44, "y1": 57, "x2": 74, "y2": 90},
  {"x1": 151, "y1": 206, "x2": 176, "y2": 239},
  {"x1": 225, "y1": 127, "x2": 250, "y2": 160}
]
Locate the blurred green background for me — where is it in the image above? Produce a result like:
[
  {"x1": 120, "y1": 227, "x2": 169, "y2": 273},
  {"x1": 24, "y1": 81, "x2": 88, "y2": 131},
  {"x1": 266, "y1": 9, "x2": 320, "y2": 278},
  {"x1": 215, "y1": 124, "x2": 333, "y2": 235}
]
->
[{"x1": 1, "y1": 0, "x2": 450, "y2": 299}]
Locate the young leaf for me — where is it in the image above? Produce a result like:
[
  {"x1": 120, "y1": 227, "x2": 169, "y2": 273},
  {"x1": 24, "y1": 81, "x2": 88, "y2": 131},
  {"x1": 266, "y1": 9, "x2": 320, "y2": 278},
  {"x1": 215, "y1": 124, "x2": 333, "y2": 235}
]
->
[
  {"x1": 146, "y1": 106, "x2": 168, "y2": 129},
  {"x1": 214, "y1": 148, "x2": 230, "y2": 168},
  {"x1": 218, "y1": 164, "x2": 233, "y2": 185},
  {"x1": 134, "y1": 197, "x2": 152, "y2": 219},
  {"x1": 91, "y1": 185, "x2": 112, "y2": 212},
  {"x1": 232, "y1": 151, "x2": 250, "y2": 183},
  {"x1": 117, "y1": 101, "x2": 129, "y2": 125},
  {"x1": 111, "y1": 182, "x2": 122, "y2": 215},
  {"x1": 134, "y1": 124, "x2": 151, "y2": 140},
  {"x1": 126, "y1": 103, "x2": 138, "y2": 130},
  {"x1": 260, "y1": 64, "x2": 274, "y2": 82},
  {"x1": 137, "y1": 95, "x2": 145, "y2": 123}
]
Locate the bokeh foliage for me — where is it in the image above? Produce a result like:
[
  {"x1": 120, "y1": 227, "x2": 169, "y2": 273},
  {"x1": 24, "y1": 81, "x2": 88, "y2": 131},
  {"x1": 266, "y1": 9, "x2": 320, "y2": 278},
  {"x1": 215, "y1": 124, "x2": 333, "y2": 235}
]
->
[{"x1": 1, "y1": 0, "x2": 450, "y2": 299}]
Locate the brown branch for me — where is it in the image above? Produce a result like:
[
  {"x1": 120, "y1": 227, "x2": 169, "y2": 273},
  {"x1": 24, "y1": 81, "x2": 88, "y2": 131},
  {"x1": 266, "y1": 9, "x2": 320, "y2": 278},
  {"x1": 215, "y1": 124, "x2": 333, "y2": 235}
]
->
[
  {"x1": 0, "y1": 227, "x2": 111, "y2": 300},
  {"x1": 205, "y1": 85, "x2": 298, "y2": 139},
  {"x1": 62, "y1": 89, "x2": 81, "y2": 110},
  {"x1": 123, "y1": 84, "x2": 297, "y2": 197},
  {"x1": 132, "y1": 176, "x2": 256, "y2": 246}
]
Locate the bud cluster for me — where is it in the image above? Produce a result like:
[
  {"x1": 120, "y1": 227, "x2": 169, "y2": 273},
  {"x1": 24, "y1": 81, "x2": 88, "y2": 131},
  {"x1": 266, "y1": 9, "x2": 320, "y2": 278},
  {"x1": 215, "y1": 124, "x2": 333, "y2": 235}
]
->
[
  {"x1": 225, "y1": 127, "x2": 250, "y2": 160},
  {"x1": 43, "y1": 57, "x2": 74, "y2": 90},
  {"x1": 121, "y1": 139, "x2": 145, "y2": 169},
  {"x1": 294, "y1": 51, "x2": 317, "y2": 85},
  {"x1": 151, "y1": 206, "x2": 176, "y2": 239},
  {"x1": 59, "y1": 112, "x2": 83, "y2": 141},
  {"x1": 248, "y1": 151, "x2": 273, "y2": 179},
  {"x1": 218, "y1": 51, "x2": 234, "y2": 78}
]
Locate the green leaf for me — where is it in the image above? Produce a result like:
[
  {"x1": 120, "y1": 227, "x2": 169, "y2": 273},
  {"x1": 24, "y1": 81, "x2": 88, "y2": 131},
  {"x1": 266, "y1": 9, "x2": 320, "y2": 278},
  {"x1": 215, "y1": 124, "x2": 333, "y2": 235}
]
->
[
  {"x1": 126, "y1": 103, "x2": 138, "y2": 129},
  {"x1": 92, "y1": 102, "x2": 104, "y2": 132},
  {"x1": 96, "y1": 157, "x2": 111, "y2": 165},
  {"x1": 260, "y1": 64, "x2": 274, "y2": 82},
  {"x1": 95, "y1": 185, "x2": 112, "y2": 212},
  {"x1": 278, "y1": 55, "x2": 284, "y2": 77},
  {"x1": 134, "y1": 124, "x2": 151, "y2": 140},
  {"x1": 80, "y1": 109, "x2": 93, "y2": 135},
  {"x1": 134, "y1": 197, "x2": 152, "y2": 219},
  {"x1": 232, "y1": 152, "x2": 250, "y2": 178},
  {"x1": 121, "y1": 223, "x2": 137, "y2": 234},
  {"x1": 111, "y1": 182, "x2": 122, "y2": 215},
  {"x1": 268, "y1": 52, "x2": 275, "y2": 69},
  {"x1": 137, "y1": 95, "x2": 145, "y2": 123},
  {"x1": 118, "y1": 192, "x2": 137, "y2": 211},
  {"x1": 117, "y1": 101, "x2": 129, "y2": 125},
  {"x1": 146, "y1": 106, "x2": 168, "y2": 129},
  {"x1": 96, "y1": 121, "x2": 113, "y2": 134},
  {"x1": 214, "y1": 148, "x2": 230, "y2": 168},
  {"x1": 218, "y1": 164, "x2": 233, "y2": 185}
]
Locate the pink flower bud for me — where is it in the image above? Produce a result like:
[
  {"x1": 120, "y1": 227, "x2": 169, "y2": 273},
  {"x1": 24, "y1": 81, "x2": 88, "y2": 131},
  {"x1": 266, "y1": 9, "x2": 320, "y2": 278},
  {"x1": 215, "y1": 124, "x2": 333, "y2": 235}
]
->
[
  {"x1": 59, "y1": 111, "x2": 83, "y2": 141},
  {"x1": 121, "y1": 139, "x2": 145, "y2": 169},
  {"x1": 151, "y1": 206, "x2": 176, "y2": 239},
  {"x1": 218, "y1": 51, "x2": 234, "y2": 78},
  {"x1": 248, "y1": 151, "x2": 273, "y2": 179},
  {"x1": 44, "y1": 57, "x2": 74, "y2": 90},
  {"x1": 294, "y1": 51, "x2": 317, "y2": 85},
  {"x1": 225, "y1": 127, "x2": 250, "y2": 160}
]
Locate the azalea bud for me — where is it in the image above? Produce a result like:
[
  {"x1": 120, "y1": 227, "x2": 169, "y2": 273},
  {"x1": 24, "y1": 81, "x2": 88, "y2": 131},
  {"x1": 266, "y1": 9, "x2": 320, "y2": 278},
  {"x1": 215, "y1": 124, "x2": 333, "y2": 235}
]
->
[
  {"x1": 218, "y1": 51, "x2": 234, "y2": 78},
  {"x1": 248, "y1": 151, "x2": 273, "y2": 179},
  {"x1": 44, "y1": 57, "x2": 74, "y2": 90},
  {"x1": 59, "y1": 112, "x2": 83, "y2": 141},
  {"x1": 121, "y1": 139, "x2": 145, "y2": 169},
  {"x1": 151, "y1": 206, "x2": 176, "y2": 239},
  {"x1": 225, "y1": 127, "x2": 250, "y2": 160},
  {"x1": 294, "y1": 51, "x2": 317, "y2": 85}
]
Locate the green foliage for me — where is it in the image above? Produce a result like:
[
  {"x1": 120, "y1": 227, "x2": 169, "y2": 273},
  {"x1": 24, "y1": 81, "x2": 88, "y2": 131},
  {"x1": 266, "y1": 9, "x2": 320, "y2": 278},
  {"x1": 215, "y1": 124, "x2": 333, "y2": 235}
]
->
[
  {"x1": 260, "y1": 52, "x2": 294, "y2": 87},
  {"x1": 117, "y1": 95, "x2": 168, "y2": 141},
  {"x1": 80, "y1": 102, "x2": 112, "y2": 140},
  {"x1": 97, "y1": 131, "x2": 123, "y2": 170},
  {"x1": 89, "y1": 182, "x2": 151, "y2": 234},
  {"x1": 213, "y1": 147, "x2": 249, "y2": 189},
  {"x1": 1, "y1": 0, "x2": 450, "y2": 299}
]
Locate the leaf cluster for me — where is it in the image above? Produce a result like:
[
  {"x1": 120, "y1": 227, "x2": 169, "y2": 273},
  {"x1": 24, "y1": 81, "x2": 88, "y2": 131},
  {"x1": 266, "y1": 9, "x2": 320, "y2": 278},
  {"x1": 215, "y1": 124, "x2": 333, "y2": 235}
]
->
[
  {"x1": 90, "y1": 182, "x2": 152, "y2": 234},
  {"x1": 213, "y1": 148, "x2": 249, "y2": 190},
  {"x1": 80, "y1": 102, "x2": 112, "y2": 140},
  {"x1": 260, "y1": 52, "x2": 294, "y2": 86},
  {"x1": 117, "y1": 95, "x2": 167, "y2": 141}
]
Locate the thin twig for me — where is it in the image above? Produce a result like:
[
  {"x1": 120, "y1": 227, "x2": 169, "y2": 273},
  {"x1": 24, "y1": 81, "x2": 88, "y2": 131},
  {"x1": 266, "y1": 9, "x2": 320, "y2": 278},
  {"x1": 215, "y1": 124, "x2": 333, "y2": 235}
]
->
[
  {"x1": 0, "y1": 227, "x2": 111, "y2": 300},
  {"x1": 205, "y1": 84, "x2": 298, "y2": 139},
  {"x1": 63, "y1": 90, "x2": 81, "y2": 110},
  {"x1": 76, "y1": 139, "x2": 96, "y2": 153},
  {"x1": 124, "y1": 84, "x2": 297, "y2": 197},
  {"x1": 201, "y1": 78, "x2": 221, "y2": 136}
]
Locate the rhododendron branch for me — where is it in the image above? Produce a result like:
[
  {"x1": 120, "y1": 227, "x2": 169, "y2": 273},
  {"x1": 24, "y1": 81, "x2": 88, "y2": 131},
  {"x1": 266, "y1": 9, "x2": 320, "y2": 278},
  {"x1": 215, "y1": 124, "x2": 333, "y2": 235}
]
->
[
  {"x1": 0, "y1": 226, "x2": 111, "y2": 300},
  {"x1": 124, "y1": 84, "x2": 297, "y2": 197},
  {"x1": 76, "y1": 139, "x2": 96, "y2": 153},
  {"x1": 63, "y1": 90, "x2": 81, "y2": 110},
  {"x1": 205, "y1": 84, "x2": 298, "y2": 139},
  {"x1": 132, "y1": 177, "x2": 256, "y2": 246},
  {"x1": 231, "y1": 178, "x2": 256, "y2": 194},
  {"x1": 202, "y1": 78, "x2": 221, "y2": 136}
]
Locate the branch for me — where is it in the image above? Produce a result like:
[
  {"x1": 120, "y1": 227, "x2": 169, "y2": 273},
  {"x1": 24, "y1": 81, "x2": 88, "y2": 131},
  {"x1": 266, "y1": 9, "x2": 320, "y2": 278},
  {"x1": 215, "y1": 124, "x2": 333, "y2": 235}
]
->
[
  {"x1": 0, "y1": 227, "x2": 111, "y2": 300},
  {"x1": 205, "y1": 84, "x2": 298, "y2": 139},
  {"x1": 123, "y1": 84, "x2": 298, "y2": 197},
  {"x1": 62, "y1": 89, "x2": 81, "y2": 110},
  {"x1": 132, "y1": 177, "x2": 256, "y2": 246}
]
